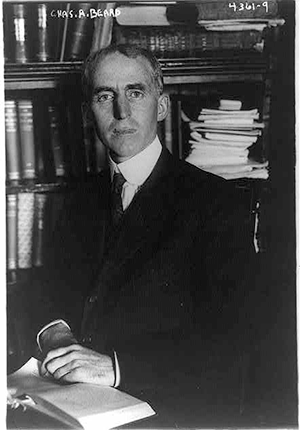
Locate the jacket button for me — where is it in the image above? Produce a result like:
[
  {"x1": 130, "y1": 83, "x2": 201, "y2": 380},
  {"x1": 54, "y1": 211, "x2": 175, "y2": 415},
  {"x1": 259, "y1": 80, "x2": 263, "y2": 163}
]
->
[
  {"x1": 88, "y1": 294, "x2": 97, "y2": 304},
  {"x1": 82, "y1": 335, "x2": 92, "y2": 344}
]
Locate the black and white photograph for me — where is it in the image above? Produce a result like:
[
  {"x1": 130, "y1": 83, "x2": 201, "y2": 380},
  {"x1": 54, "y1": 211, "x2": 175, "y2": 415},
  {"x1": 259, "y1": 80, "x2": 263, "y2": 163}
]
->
[{"x1": 4, "y1": 0, "x2": 297, "y2": 428}]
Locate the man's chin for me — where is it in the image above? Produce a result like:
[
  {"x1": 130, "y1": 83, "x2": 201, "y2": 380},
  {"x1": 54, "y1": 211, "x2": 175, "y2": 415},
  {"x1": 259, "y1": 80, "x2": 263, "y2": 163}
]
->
[
  {"x1": 110, "y1": 136, "x2": 139, "y2": 153},
  {"x1": 107, "y1": 133, "x2": 155, "y2": 162},
  {"x1": 110, "y1": 132, "x2": 138, "y2": 144},
  {"x1": 109, "y1": 143, "x2": 139, "y2": 162}
]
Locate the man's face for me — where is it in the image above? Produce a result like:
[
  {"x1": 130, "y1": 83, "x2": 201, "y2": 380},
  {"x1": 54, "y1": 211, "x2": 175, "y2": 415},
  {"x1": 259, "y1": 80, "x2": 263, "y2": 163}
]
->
[{"x1": 90, "y1": 52, "x2": 168, "y2": 163}]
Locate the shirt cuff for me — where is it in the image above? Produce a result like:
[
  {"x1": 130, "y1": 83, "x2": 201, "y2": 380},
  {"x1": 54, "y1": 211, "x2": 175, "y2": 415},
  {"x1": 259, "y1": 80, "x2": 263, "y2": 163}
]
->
[
  {"x1": 36, "y1": 319, "x2": 71, "y2": 352},
  {"x1": 113, "y1": 350, "x2": 121, "y2": 387}
]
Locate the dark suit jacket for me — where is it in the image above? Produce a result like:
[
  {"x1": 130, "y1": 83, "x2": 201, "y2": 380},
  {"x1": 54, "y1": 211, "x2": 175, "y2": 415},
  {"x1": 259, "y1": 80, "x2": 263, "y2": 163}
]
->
[{"x1": 11, "y1": 149, "x2": 257, "y2": 425}]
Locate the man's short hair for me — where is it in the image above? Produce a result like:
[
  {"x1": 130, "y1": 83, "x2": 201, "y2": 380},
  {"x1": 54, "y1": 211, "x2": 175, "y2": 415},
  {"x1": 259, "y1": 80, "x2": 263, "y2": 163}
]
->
[{"x1": 82, "y1": 44, "x2": 164, "y2": 102}]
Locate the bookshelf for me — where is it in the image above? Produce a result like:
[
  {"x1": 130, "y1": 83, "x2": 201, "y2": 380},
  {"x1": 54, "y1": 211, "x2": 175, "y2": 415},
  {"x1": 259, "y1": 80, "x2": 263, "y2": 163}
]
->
[
  {"x1": 3, "y1": 0, "x2": 283, "y2": 272},
  {"x1": 4, "y1": 0, "x2": 292, "y2": 387}
]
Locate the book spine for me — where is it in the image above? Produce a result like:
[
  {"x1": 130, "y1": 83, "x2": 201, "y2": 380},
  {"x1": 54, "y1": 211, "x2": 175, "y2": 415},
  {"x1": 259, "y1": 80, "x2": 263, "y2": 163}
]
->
[
  {"x1": 7, "y1": 194, "x2": 18, "y2": 271},
  {"x1": 17, "y1": 193, "x2": 35, "y2": 269},
  {"x1": 59, "y1": 3, "x2": 71, "y2": 61},
  {"x1": 5, "y1": 100, "x2": 21, "y2": 181},
  {"x1": 36, "y1": 136, "x2": 45, "y2": 180},
  {"x1": 66, "y1": 104, "x2": 86, "y2": 178},
  {"x1": 3, "y1": 4, "x2": 14, "y2": 63},
  {"x1": 37, "y1": 3, "x2": 52, "y2": 62},
  {"x1": 178, "y1": 30, "x2": 186, "y2": 57},
  {"x1": 48, "y1": 105, "x2": 68, "y2": 178},
  {"x1": 66, "y1": 3, "x2": 93, "y2": 60},
  {"x1": 158, "y1": 30, "x2": 167, "y2": 58},
  {"x1": 97, "y1": 2, "x2": 117, "y2": 50},
  {"x1": 166, "y1": 31, "x2": 174, "y2": 57},
  {"x1": 13, "y1": 4, "x2": 29, "y2": 63},
  {"x1": 82, "y1": 120, "x2": 95, "y2": 174},
  {"x1": 219, "y1": 31, "x2": 262, "y2": 50},
  {"x1": 33, "y1": 193, "x2": 48, "y2": 267},
  {"x1": 176, "y1": 99, "x2": 183, "y2": 159},
  {"x1": 148, "y1": 32, "x2": 156, "y2": 54},
  {"x1": 164, "y1": 104, "x2": 173, "y2": 154},
  {"x1": 94, "y1": 130, "x2": 107, "y2": 173},
  {"x1": 49, "y1": 193, "x2": 65, "y2": 234},
  {"x1": 33, "y1": 99, "x2": 56, "y2": 181},
  {"x1": 81, "y1": 121, "x2": 107, "y2": 174},
  {"x1": 18, "y1": 100, "x2": 36, "y2": 180}
]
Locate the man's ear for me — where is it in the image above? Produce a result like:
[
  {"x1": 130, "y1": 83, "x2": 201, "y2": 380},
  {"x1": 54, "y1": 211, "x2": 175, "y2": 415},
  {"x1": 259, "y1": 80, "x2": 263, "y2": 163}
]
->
[{"x1": 157, "y1": 94, "x2": 169, "y2": 122}]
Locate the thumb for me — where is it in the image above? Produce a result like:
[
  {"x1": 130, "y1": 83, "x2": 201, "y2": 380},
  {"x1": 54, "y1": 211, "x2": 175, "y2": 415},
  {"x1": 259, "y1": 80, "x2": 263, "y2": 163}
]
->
[{"x1": 38, "y1": 360, "x2": 52, "y2": 379}]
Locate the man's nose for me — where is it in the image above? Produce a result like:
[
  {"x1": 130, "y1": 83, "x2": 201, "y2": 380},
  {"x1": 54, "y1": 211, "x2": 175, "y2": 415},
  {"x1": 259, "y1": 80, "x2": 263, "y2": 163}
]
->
[{"x1": 114, "y1": 96, "x2": 131, "y2": 120}]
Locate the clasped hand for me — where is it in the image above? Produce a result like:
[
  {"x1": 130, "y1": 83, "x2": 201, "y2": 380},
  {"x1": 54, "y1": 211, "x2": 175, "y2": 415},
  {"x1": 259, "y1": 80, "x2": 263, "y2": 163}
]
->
[{"x1": 40, "y1": 344, "x2": 115, "y2": 386}]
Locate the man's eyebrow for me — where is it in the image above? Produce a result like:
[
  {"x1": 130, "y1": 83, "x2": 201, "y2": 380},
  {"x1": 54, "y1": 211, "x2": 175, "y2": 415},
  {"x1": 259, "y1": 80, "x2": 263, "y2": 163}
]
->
[
  {"x1": 92, "y1": 86, "x2": 115, "y2": 95},
  {"x1": 125, "y1": 83, "x2": 147, "y2": 91},
  {"x1": 92, "y1": 83, "x2": 148, "y2": 96}
]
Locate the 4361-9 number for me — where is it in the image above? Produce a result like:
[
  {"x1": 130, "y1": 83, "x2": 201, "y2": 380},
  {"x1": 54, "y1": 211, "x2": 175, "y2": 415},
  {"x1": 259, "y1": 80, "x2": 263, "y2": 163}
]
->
[{"x1": 228, "y1": 2, "x2": 269, "y2": 12}]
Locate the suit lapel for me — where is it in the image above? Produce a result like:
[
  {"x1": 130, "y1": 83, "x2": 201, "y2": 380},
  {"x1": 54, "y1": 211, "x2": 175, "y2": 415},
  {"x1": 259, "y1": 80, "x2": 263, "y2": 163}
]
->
[{"x1": 97, "y1": 150, "x2": 178, "y2": 311}]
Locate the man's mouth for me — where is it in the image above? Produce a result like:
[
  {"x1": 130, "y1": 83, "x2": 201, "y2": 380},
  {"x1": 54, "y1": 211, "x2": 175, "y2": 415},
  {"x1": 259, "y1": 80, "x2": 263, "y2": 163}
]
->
[{"x1": 112, "y1": 128, "x2": 137, "y2": 135}]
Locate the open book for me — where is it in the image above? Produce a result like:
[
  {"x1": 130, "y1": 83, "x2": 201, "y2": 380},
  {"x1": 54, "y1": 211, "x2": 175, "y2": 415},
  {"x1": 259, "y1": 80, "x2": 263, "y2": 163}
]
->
[{"x1": 7, "y1": 358, "x2": 155, "y2": 430}]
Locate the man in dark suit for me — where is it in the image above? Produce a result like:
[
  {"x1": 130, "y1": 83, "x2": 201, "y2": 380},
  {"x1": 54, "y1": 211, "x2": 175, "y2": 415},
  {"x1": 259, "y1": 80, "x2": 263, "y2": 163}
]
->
[{"x1": 21, "y1": 44, "x2": 255, "y2": 424}]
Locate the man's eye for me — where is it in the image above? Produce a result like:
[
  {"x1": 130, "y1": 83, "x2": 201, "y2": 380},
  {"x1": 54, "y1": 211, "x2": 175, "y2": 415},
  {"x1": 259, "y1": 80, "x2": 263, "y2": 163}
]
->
[
  {"x1": 97, "y1": 93, "x2": 114, "y2": 102},
  {"x1": 127, "y1": 90, "x2": 144, "y2": 100}
]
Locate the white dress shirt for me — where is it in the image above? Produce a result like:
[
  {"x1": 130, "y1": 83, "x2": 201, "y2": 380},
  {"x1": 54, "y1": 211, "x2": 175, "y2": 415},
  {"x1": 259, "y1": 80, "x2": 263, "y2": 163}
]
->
[
  {"x1": 109, "y1": 135, "x2": 162, "y2": 211},
  {"x1": 37, "y1": 136, "x2": 162, "y2": 387}
]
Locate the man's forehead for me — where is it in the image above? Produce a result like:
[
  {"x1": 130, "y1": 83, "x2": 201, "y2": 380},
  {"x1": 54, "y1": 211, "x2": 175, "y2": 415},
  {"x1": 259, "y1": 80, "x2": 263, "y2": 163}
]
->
[{"x1": 92, "y1": 52, "x2": 154, "y2": 86}]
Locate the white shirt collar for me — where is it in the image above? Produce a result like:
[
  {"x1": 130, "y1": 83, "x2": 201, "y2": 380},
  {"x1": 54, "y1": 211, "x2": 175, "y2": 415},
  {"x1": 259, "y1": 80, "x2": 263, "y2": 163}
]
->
[{"x1": 109, "y1": 136, "x2": 162, "y2": 186}]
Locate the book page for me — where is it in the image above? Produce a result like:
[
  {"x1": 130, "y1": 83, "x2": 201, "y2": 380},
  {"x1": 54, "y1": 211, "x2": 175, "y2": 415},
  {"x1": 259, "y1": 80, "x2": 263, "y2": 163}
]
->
[
  {"x1": 7, "y1": 357, "x2": 61, "y2": 397},
  {"x1": 8, "y1": 358, "x2": 155, "y2": 430}
]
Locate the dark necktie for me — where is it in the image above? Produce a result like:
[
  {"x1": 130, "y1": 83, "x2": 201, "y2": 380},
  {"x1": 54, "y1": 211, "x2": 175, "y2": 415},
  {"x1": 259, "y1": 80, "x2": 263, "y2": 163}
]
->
[{"x1": 111, "y1": 171, "x2": 126, "y2": 225}]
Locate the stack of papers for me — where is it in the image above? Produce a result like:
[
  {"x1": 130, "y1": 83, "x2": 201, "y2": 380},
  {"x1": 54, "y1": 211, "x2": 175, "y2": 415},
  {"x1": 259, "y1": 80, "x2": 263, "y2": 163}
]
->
[
  {"x1": 198, "y1": 18, "x2": 285, "y2": 31},
  {"x1": 184, "y1": 99, "x2": 269, "y2": 180}
]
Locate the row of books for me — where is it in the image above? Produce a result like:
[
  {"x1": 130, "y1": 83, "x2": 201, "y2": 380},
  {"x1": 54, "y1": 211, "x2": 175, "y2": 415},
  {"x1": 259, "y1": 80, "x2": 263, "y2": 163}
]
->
[
  {"x1": 113, "y1": 2, "x2": 283, "y2": 56},
  {"x1": 3, "y1": 2, "x2": 96, "y2": 63},
  {"x1": 184, "y1": 99, "x2": 269, "y2": 180},
  {"x1": 113, "y1": 26, "x2": 264, "y2": 58},
  {"x1": 5, "y1": 99, "x2": 107, "y2": 184},
  {"x1": 4, "y1": 1, "x2": 282, "y2": 65},
  {"x1": 6, "y1": 192, "x2": 64, "y2": 271}
]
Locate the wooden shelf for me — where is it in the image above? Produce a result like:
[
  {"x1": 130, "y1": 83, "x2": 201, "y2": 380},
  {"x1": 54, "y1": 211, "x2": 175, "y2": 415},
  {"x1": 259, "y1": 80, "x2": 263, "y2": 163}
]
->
[
  {"x1": 6, "y1": 174, "x2": 105, "y2": 194},
  {"x1": 4, "y1": 62, "x2": 83, "y2": 90},
  {"x1": 160, "y1": 53, "x2": 266, "y2": 83},
  {"x1": 164, "y1": 73, "x2": 264, "y2": 85},
  {"x1": 4, "y1": 53, "x2": 267, "y2": 89},
  {"x1": 6, "y1": 180, "x2": 76, "y2": 194},
  {"x1": 7, "y1": 269, "x2": 33, "y2": 290}
]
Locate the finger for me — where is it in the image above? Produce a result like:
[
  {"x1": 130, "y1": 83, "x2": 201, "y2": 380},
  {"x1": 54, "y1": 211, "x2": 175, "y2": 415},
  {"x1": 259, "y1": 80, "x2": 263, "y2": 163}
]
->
[
  {"x1": 57, "y1": 366, "x2": 88, "y2": 383},
  {"x1": 42, "y1": 344, "x2": 84, "y2": 372},
  {"x1": 40, "y1": 347, "x2": 105, "y2": 376},
  {"x1": 45, "y1": 350, "x2": 84, "y2": 375},
  {"x1": 58, "y1": 366, "x2": 113, "y2": 386},
  {"x1": 52, "y1": 360, "x2": 82, "y2": 380},
  {"x1": 39, "y1": 366, "x2": 53, "y2": 379},
  {"x1": 45, "y1": 344, "x2": 83, "y2": 362},
  {"x1": 40, "y1": 360, "x2": 53, "y2": 377}
]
